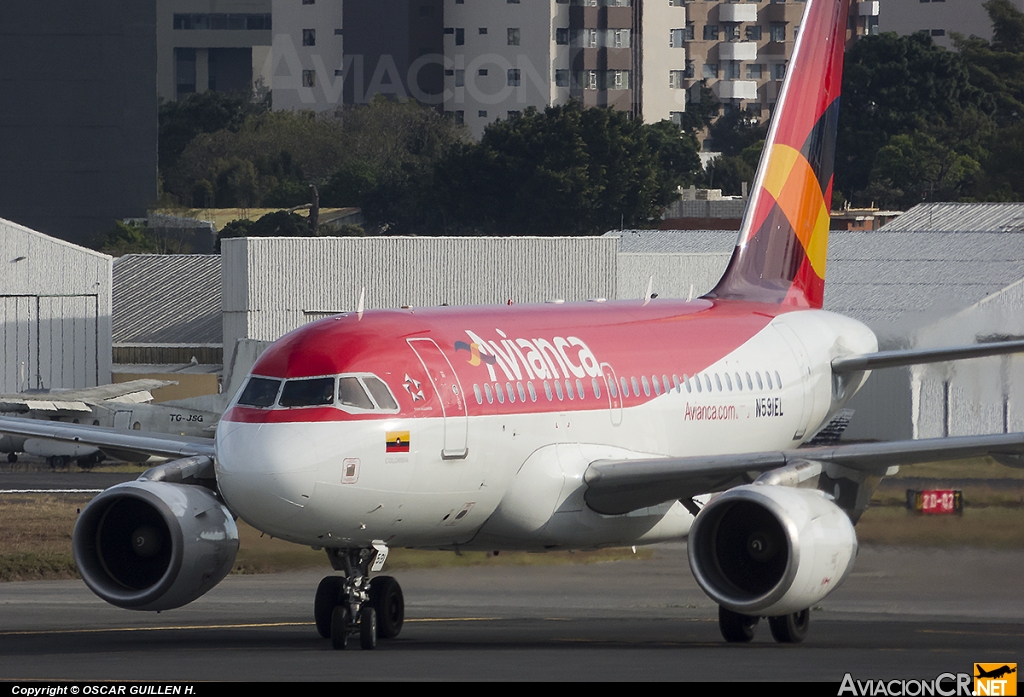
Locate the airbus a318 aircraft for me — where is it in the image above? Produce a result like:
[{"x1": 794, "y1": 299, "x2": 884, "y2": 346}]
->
[{"x1": 4, "y1": 0, "x2": 1024, "y2": 650}]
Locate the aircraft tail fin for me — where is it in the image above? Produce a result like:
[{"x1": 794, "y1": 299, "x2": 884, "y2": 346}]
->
[{"x1": 706, "y1": 0, "x2": 850, "y2": 309}]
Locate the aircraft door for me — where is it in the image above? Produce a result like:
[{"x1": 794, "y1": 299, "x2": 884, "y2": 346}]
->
[
  {"x1": 407, "y1": 338, "x2": 469, "y2": 460},
  {"x1": 113, "y1": 410, "x2": 133, "y2": 430},
  {"x1": 601, "y1": 362, "x2": 623, "y2": 426}
]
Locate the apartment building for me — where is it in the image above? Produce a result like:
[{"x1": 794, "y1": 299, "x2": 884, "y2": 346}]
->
[
  {"x1": 161, "y1": 0, "x2": 274, "y2": 102},
  {"x1": 879, "y1": 0, "x2": 1024, "y2": 51},
  {"x1": 271, "y1": 0, "x2": 444, "y2": 111},
  {"x1": 268, "y1": 1, "x2": 877, "y2": 135}
]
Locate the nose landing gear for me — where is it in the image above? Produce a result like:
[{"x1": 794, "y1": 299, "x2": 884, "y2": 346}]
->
[{"x1": 314, "y1": 546, "x2": 404, "y2": 650}]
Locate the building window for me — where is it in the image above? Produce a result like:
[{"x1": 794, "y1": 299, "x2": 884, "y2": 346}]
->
[
  {"x1": 575, "y1": 70, "x2": 598, "y2": 90},
  {"x1": 302, "y1": 70, "x2": 316, "y2": 87},
  {"x1": 478, "y1": 110, "x2": 487, "y2": 117},
  {"x1": 555, "y1": 68, "x2": 570, "y2": 86},
  {"x1": 670, "y1": 111, "x2": 684, "y2": 125},
  {"x1": 670, "y1": 0, "x2": 684, "y2": 6},
  {"x1": 508, "y1": 28, "x2": 520, "y2": 45},
  {"x1": 770, "y1": 23, "x2": 786, "y2": 42},
  {"x1": 508, "y1": 110, "x2": 521, "y2": 118},
  {"x1": 607, "y1": 70, "x2": 630, "y2": 90},
  {"x1": 508, "y1": 68, "x2": 521, "y2": 86},
  {"x1": 302, "y1": 29, "x2": 315, "y2": 46},
  {"x1": 773, "y1": 62, "x2": 786, "y2": 80},
  {"x1": 723, "y1": 23, "x2": 739, "y2": 41},
  {"x1": 611, "y1": 29, "x2": 630, "y2": 47},
  {"x1": 669, "y1": 70, "x2": 686, "y2": 88},
  {"x1": 455, "y1": 110, "x2": 464, "y2": 123},
  {"x1": 931, "y1": 28, "x2": 946, "y2": 36},
  {"x1": 684, "y1": 60, "x2": 695, "y2": 78},
  {"x1": 557, "y1": 28, "x2": 569, "y2": 44},
  {"x1": 303, "y1": 0, "x2": 314, "y2": 4},
  {"x1": 746, "y1": 63, "x2": 763, "y2": 79},
  {"x1": 684, "y1": 23, "x2": 695, "y2": 41},
  {"x1": 670, "y1": 28, "x2": 685, "y2": 47},
  {"x1": 746, "y1": 25, "x2": 763, "y2": 41},
  {"x1": 725, "y1": 62, "x2": 740, "y2": 79},
  {"x1": 456, "y1": 28, "x2": 465, "y2": 45},
  {"x1": 703, "y1": 24, "x2": 719, "y2": 41},
  {"x1": 478, "y1": 68, "x2": 489, "y2": 76},
  {"x1": 702, "y1": 63, "x2": 718, "y2": 79},
  {"x1": 455, "y1": 69, "x2": 465, "y2": 87},
  {"x1": 479, "y1": 27, "x2": 488, "y2": 34}
]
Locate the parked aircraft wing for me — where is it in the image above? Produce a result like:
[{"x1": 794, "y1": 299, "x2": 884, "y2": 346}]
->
[
  {"x1": 0, "y1": 379, "x2": 177, "y2": 413},
  {"x1": 583, "y1": 432, "x2": 1024, "y2": 515},
  {"x1": 832, "y1": 339, "x2": 1024, "y2": 373},
  {"x1": 0, "y1": 415, "x2": 214, "y2": 460}
]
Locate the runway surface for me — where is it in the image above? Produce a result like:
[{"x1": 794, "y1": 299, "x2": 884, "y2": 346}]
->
[{"x1": 0, "y1": 542, "x2": 1020, "y2": 682}]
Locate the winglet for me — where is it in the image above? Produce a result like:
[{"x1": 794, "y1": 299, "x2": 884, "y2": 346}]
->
[{"x1": 706, "y1": 0, "x2": 850, "y2": 309}]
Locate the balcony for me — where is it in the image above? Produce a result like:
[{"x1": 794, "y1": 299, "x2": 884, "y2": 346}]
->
[
  {"x1": 857, "y1": 1, "x2": 879, "y2": 16},
  {"x1": 716, "y1": 80, "x2": 757, "y2": 100},
  {"x1": 719, "y1": 3, "x2": 758, "y2": 23},
  {"x1": 719, "y1": 42, "x2": 757, "y2": 61}
]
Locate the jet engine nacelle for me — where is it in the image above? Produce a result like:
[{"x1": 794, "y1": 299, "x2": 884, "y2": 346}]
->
[
  {"x1": 74, "y1": 480, "x2": 238, "y2": 611},
  {"x1": 688, "y1": 484, "x2": 857, "y2": 617}
]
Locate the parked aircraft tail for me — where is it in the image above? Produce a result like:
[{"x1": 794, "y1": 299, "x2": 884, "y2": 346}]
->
[{"x1": 706, "y1": 0, "x2": 851, "y2": 309}]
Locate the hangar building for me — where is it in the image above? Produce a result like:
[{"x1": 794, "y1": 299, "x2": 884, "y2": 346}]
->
[{"x1": 0, "y1": 218, "x2": 112, "y2": 392}]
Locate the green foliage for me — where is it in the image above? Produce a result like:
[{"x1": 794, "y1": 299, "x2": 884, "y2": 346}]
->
[
  {"x1": 705, "y1": 140, "x2": 763, "y2": 196},
  {"x1": 423, "y1": 102, "x2": 701, "y2": 236},
  {"x1": 94, "y1": 221, "x2": 162, "y2": 256},
  {"x1": 159, "y1": 91, "x2": 267, "y2": 174},
  {"x1": 215, "y1": 211, "x2": 313, "y2": 252}
]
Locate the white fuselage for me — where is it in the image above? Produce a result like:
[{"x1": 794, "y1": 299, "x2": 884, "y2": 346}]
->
[{"x1": 215, "y1": 309, "x2": 877, "y2": 552}]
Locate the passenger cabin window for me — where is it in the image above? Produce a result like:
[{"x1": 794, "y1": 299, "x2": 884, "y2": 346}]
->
[
  {"x1": 238, "y1": 377, "x2": 282, "y2": 407},
  {"x1": 279, "y1": 377, "x2": 335, "y2": 407}
]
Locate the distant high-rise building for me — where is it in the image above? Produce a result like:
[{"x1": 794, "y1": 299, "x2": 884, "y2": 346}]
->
[
  {"x1": 0, "y1": 1, "x2": 158, "y2": 245},
  {"x1": 879, "y1": 0, "x2": 1023, "y2": 51},
  {"x1": 159, "y1": 0, "x2": 274, "y2": 102},
  {"x1": 266, "y1": 1, "x2": 879, "y2": 137}
]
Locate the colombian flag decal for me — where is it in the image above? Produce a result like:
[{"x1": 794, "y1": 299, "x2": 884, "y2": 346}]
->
[{"x1": 386, "y1": 431, "x2": 410, "y2": 453}]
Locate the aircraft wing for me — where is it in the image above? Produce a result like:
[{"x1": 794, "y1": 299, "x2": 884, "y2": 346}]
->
[
  {"x1": 0, "y1": 415, "x2": 215, "y2": 460},
  {"x1": 583, "y1": 432, "x2": 1024, "y2": 515},
  {"x1": 0, "y1": 379, "x2": 177, "y2": 413},
  {"x1": 832, "y1": 338, "x2": 1024, "y2": 373}
]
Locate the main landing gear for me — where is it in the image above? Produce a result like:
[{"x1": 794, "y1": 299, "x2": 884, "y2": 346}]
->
[
  {"x1": 718, "y1": 606, "x2": 810, "y2": 644},
  {"x1": 314, "y1": 546, "x2": 405, "y2": 650}
]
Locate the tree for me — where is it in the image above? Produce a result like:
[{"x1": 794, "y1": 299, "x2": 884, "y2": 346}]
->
[
  {"x1": 835, "y1": 31, "x2": 987, "y2": 203},
  {"x1": 427, "y1": 102, "x2": 701, "y2": 236},
  {"x1": 215, "y1": 211, "x2": 311, "y2": 252},
  {"x1": 159, "y1": 91, "x2": 267, "y2": 175}
]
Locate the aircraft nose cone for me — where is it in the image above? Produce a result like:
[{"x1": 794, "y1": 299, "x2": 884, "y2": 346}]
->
[{"x1": 215, "y1": 421, "x2": 320, "y2": 534}]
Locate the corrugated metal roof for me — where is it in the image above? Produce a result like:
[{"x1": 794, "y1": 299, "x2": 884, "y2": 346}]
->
[
  {"x1": 606, "y1": 229, "x2": 738, "y2": 253},
  {"x1": 605, "y1": 228, "x2": 1024, "y2": 332},
  {"x1": 880, "y1": 202, "x2": 1024, "y2": 233},
  {"x1": 113, "y1": 255, "x2": 221, "y2": 344}
]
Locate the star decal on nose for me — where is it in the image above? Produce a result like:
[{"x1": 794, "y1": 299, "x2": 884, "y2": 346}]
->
[{"x1": 403, "y1": 374, "x2": 425, "y2": 402}]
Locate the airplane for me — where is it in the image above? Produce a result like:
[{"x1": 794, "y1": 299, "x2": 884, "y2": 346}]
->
[
  {"x1": 0, "y1": 380, "x2": 220, "y2": 468},
  {"x1": 3, "y1": 0, "x2": 1024, "y2": 651}
]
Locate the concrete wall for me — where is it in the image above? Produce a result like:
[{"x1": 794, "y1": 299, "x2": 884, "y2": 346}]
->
[{"x1": 0, "y1": 218, "x2": 112, "y2": 391}]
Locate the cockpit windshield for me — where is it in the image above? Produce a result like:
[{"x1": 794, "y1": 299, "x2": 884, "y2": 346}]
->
[
  {"x1": 237, "y1": 377, "x2": 282, "y2": 407},
  {"x1": 236, "y1": 373, "x2": 399, "y2": 412},
  {"x1": 279, "y1": 377, "x2": 335, "y2": 407}
]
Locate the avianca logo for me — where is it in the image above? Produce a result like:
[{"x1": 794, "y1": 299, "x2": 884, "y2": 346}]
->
[{"x1": 458, "y1": 329, "x2": 603, "y2": 383}]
